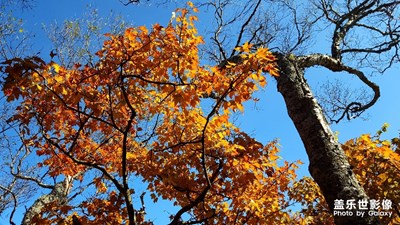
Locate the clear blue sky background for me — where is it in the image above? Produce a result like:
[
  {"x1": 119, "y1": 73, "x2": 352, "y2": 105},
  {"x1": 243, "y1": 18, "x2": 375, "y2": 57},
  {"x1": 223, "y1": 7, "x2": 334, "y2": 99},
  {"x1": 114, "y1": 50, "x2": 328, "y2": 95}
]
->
[{"x1": 2, "y1": 0, "x2": 400, "y2": 224}]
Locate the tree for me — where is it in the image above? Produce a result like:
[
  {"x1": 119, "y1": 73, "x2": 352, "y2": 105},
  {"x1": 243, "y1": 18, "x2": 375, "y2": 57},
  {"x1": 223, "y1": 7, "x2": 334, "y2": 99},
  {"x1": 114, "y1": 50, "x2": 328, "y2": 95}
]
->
[
  {"x1": 0, "y1": 3, "x2": 133, "y2": 224},
  {"x1": 0, "y1": 3, "x2": 42, "y2": 225},
  {"x1": 342, "y1": 125, "x2": 400, "y2": 225},
  {"x1": 1, "y1": 1, "x2": 400, "y2": 224},
  {"x1": 43, "y1": 6, "x2": 130, "y2": 68},
  {"x1": 199, "y1": 0, "x2": 400, "y2": 224},
  {"x1": 288, "y1": 124, "x2": 400, "y2": 224},
  {"x1": 272, "y1": 1, "x2": 399, "y2": 224},
  {"x1": 1, "y1": 6, "x2": 304, "y2": 224}
]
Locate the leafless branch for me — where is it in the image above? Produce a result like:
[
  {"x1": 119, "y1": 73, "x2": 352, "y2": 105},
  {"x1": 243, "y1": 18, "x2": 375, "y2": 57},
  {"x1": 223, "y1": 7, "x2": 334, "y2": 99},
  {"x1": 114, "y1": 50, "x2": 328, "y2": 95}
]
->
[
  {"x1": 298, "y1": 53, "x2": 380, "y2": 122},
  {"x1": 119, "y1": 0, "x2": 141, "y2": 6},
  {"x1": 230, "y1": 0, "x2": 262, "y2": 57},
  {"x1": 318, "y1": 0, "x2": 400, "y2": 64}
]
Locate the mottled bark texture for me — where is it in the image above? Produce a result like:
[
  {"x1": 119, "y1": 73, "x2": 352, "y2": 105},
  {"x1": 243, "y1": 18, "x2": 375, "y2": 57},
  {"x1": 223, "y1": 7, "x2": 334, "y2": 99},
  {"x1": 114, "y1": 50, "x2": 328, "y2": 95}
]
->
[
  {"x1": 275, "y1": 53, "x2": 380, "y2": 225},
  {"x1": 21, "y1": 177, "x2": 72, "y2": 225}
]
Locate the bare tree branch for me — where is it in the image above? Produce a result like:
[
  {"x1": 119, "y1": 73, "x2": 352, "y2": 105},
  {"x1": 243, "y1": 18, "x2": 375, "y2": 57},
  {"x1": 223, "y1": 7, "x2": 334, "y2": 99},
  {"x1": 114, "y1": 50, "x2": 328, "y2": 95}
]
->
[{"x1": 298, "y1": 53, "x2": 380, "y2": 122}]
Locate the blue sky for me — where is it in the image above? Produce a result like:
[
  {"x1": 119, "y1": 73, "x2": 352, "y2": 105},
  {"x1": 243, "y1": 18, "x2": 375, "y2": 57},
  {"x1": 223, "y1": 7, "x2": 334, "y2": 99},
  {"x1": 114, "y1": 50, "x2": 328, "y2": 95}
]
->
[{"x1": 2, "y1": 0, "x2": 400, "y2": 224}]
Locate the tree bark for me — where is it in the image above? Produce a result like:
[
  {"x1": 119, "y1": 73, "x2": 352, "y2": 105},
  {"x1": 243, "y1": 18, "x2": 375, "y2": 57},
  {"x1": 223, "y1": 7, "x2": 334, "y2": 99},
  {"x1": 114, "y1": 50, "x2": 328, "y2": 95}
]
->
[
  {"x1": 21, "y1": 176, "x2": 73, "y2": 225},
  {"x1": 274, "y1": 54, "x2": 381, "y2": 225}
]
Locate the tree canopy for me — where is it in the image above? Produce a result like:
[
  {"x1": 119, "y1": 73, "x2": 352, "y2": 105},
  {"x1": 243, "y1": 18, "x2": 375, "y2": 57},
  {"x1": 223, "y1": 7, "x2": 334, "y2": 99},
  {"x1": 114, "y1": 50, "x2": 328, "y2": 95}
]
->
[
  {"x1": 1, "y1": 1, "x2": 400, "y2": 225},
  {"x1": 1, "y1": 6, "x2": 298, "y2": 224}
]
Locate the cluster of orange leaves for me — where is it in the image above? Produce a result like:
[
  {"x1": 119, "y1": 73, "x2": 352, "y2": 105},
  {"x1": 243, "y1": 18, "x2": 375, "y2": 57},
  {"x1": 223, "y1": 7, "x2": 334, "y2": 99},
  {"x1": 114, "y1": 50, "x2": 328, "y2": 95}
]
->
[
  {"x1": 0, "y1": 4, "x2": 306, "y2": 224},
  {"x1": 343, "y1": 125, "x2": 400, "y2": 224}
]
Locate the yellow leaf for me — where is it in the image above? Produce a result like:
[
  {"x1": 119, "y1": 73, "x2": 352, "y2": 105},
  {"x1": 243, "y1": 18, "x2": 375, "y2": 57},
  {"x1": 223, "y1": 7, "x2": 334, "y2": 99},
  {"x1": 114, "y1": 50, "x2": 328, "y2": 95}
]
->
[
  {"x1": 62, "y1": 87, "x2": 68, "y2": 95},
  {"x1": 54, "y1": 76, "x2": 63, "y2": 83},
  {"x1": 237, "y1": 102, "x2": 244, "y2": 112},
  {"x1": 378, "y1": 173, "x2": 388, "y2": 182},
  {"x1": 52, "y1": 63, "x2": 61, "y2": 73},
  {"x1": 242, "y1": 42, "x2": 252, "y2": 53}
]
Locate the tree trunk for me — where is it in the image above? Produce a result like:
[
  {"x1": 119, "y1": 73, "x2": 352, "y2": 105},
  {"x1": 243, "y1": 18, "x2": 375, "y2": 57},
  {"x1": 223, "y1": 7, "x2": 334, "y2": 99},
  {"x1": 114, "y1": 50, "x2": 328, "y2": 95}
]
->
[
  {"x1": 275, "y1": 54, "x2": 380, "y2": 225},
  {"x1": 21, "y1": 176, "x2": 73, "y2": 225}
]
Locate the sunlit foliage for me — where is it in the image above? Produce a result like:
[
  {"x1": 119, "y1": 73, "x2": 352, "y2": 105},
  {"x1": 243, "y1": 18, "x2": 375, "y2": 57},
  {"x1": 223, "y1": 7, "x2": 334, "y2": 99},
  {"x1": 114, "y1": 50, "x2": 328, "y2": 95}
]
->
[{"x1": 0, "y1": 4, "x2": 304, "y2": 224}]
